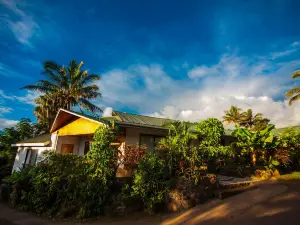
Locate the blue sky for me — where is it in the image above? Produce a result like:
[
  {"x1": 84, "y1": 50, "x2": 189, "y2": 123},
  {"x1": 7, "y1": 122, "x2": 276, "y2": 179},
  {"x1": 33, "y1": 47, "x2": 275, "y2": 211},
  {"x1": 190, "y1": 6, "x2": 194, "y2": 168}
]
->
[{"x1": 1, "y1": 0, "x2": 300, "y2": 129}]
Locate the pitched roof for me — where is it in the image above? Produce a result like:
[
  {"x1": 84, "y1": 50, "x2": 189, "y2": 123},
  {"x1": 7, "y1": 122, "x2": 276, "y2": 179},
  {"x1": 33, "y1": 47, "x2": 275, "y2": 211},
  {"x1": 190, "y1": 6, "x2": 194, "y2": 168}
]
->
[
  {"x1": 13, "y1": 133, "x2": 51, "y2": 146},
  {"x1": 113, "y1": 111, "x2": 173, "y2": 129}
]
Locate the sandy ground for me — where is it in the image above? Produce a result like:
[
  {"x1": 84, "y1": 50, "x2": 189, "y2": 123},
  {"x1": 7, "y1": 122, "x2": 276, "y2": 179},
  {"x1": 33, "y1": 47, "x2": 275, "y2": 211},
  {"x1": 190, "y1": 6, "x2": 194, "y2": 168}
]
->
[{"x1": 1, "y1": 180, "x2": 300, "y2": 225}]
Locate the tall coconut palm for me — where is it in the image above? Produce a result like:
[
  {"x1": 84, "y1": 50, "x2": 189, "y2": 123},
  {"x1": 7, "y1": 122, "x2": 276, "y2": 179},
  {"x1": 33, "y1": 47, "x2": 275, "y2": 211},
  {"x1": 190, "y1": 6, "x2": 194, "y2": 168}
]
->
[
  {"x1": 222, "y1": 106, "x2": 242, "y2": 125},
  {"x1": 22, "y1": 60, "x2": 102, "y2": 126},
  {"x1": 286, "y1": 71, "x2": 300, "y2": 105}
]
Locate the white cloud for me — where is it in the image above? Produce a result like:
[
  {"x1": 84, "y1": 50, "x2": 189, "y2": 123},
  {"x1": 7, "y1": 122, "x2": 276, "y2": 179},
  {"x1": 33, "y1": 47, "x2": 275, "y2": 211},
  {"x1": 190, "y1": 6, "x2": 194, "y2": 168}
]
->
[
  {"x1": 97, "y1": 64, "x2": 181, "y2": 113},
  {"x1": 0, "y1": 106, "x2": 12, "y2": 115},
  {"x1": 188, "y1": 53, "x2": 244, "y2": 79},
  {"x1": 98, "y1": 44, "x2": 300, "y2": 128},
  {"x1": 0, "y1": 0, "x2": 41, "y2": 48},
  {"x1": 270, "y1": 42, "x2": 300, "y2": 59},
  {"x1": 0, "y1": 118, "x2": 18, "y2": 130},
  {"x1": 188, "y1": 65, "x2": 218, "y2": 78},
  {"x1": 102, "y1": 107, "x2": 113, "y2": 117},
  {"x1": 0, "y1": 90, "x2": 38, "y2": 105}
]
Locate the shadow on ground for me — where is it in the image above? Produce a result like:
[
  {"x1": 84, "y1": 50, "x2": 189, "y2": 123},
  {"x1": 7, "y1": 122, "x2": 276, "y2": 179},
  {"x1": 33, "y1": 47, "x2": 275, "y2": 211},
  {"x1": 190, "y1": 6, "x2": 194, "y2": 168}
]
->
[{"x1": 1, "y1": 180, "x2": 300, "y2": 225}]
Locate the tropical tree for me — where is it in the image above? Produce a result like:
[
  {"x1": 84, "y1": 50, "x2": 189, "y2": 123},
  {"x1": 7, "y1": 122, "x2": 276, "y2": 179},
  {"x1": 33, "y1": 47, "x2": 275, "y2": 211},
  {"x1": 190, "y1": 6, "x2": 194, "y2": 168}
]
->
[
  {"x1": 286, "y1": 71, "x2": 300, "y2": 105},
  {"x1": 22, "y1": 60, "x2": 102, "y2": 126},
  {"x1": 239, "y1": 109, "x2": 270, "y2": 131},
  {"x1": 233, "y1": 124, "x2": 279, "y2": 167},
  {"x1": 222, "y1": 106, "x2": 242, "y2": 125},
  {"x1": 157, "y1": 121, "x2": 197, "y2": 176}
]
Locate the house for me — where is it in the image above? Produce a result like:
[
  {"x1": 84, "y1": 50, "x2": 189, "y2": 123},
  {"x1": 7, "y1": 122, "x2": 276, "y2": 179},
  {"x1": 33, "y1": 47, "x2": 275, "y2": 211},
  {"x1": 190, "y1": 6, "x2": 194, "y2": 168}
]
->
[{"x1": 12, "y1": 109, "x2": 171, "y2": 173}]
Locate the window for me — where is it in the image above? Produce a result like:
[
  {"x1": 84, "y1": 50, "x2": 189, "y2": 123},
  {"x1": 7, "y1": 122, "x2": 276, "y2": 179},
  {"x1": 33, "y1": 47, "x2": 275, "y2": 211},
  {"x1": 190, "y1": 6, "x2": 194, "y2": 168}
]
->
[
  {"x1": 24, "y1": 149, "x2": 38, "y2": 168},
  {"x1": 84, "y1": 142, "x2": 90, "y2": 155},
  {"x1": 61, "y1": 144, "x2": 74, "y2": 154},
  {"x1": 140, "y1": 134, "x2": 164, "y2": 152}
]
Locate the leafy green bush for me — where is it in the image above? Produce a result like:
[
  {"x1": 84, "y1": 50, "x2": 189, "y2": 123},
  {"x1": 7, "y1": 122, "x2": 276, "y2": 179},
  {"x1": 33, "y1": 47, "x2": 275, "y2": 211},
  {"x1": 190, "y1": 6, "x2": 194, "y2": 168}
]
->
[
  {"x1": 278, "y1": 129, "x2": 300, "y2": 169},
  {"x1": 130, "y1": 152, "x2": 168, "y2": 213},
  {"x1": 5, "y1": 125, "x2": 118, "y2": 219}
]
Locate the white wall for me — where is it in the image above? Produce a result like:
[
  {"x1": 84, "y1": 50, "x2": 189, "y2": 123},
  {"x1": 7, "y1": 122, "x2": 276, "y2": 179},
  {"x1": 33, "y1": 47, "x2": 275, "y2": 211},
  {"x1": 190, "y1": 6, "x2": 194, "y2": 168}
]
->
[
  {"x1": 125, "y1": 127, "x2": 167, "y2": 145},
  {"x1": 56, "y1": 135, "x2": 90, "y2": 155},
  {"x1": 78, "y1": 136, "x2": 89, "y2": 155},
  {"x1": 56, "y1": 136, "x2": 80, "y2": 154},
  {"x1": 12, "y1": 146, "x2": 53, "y2": 172}
]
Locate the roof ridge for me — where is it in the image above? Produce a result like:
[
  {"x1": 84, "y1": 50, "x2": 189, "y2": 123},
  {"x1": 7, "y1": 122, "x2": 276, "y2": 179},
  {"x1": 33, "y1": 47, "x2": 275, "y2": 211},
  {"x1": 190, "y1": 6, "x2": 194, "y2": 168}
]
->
[{"x1": 113, "y1": 110, "x2": 173, "y2": 120}]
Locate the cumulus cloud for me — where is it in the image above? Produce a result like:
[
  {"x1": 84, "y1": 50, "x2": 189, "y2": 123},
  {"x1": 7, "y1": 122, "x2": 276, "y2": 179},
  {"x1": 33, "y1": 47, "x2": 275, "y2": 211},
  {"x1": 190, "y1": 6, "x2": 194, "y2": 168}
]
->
[
  {"x1": 98, "y1": 44, "x2": 300, "y2": 128},
  {"x1": 97, "y1": 64, "x2": 181, "y2": 113},
  {"x1": 0, "y1": 118, "x2": 18, "y2": 130},
  {"x1": 102, "y1": 107, "x2": 113, "y2": 117}
]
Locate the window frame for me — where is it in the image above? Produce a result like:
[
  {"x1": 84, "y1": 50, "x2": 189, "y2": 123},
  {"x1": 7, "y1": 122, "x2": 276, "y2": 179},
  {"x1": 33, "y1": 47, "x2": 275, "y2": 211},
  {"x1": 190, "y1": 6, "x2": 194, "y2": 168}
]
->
[{"x1": 139, "y1": 133, "x2": 164, "y2": 152}]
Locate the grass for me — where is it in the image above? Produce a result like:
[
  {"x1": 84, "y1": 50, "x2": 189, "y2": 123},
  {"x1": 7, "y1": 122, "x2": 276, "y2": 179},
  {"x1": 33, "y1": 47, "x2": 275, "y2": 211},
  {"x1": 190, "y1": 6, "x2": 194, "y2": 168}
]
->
[{"x1": 278, "y1": 172, "x2": 300, "y2": 181}]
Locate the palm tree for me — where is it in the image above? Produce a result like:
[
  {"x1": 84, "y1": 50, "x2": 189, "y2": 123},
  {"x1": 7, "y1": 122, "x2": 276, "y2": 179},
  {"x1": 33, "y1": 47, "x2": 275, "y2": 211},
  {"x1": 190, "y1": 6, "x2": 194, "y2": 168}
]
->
[
  {"x1": 286, "y1": 71, "x2": 300, "y2": 105},
  {"x1": 222, "y1": 106, "x2": 242, "y2": 125},
  {"x1": 239, "y1": 109, "x2": 270, "y2": 131},
  {"x1": 22, "y1": 60, "x2": 102, "y2": 126},
  {"x1": 239, "y1": 109, "x2": 263, "y2": 129}
]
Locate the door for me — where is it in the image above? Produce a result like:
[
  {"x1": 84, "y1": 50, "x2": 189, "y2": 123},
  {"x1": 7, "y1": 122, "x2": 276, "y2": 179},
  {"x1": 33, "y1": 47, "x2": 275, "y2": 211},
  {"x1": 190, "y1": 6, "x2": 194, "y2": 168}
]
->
[{"x1": 61, "y1": 144, "x2": 74, "y2": 154}]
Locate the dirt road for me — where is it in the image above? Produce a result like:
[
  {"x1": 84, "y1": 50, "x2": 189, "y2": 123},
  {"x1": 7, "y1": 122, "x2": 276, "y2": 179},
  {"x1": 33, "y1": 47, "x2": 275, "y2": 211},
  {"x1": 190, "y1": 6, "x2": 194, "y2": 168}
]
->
[{"x1": 1, "y1": 180, "x2": 300, "y2": 225}]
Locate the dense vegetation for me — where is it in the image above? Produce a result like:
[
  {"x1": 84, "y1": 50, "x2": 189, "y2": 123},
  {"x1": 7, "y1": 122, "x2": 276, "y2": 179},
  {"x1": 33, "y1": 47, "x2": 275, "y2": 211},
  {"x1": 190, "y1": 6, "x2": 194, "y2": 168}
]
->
[
  {"x1": 0, "y1": 119, "x2": 48, "y2": 182},
  {"x1": 3, "y1": 125, "x2": 118, "y2": 219},
  {"x1": 2, "y1": 105, "x2": 300, "y2": 219}
]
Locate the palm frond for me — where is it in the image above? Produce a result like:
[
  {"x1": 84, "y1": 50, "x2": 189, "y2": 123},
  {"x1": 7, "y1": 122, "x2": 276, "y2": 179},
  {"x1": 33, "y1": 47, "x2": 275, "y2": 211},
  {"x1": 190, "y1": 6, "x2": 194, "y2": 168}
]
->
[
  {"x1": 285, "y1": 87, "x2": 300, "y2": 98},
  {"x1": 82, "y1": 74, "x2": 100, "y2": 84},
  {"x1": 21, "y1": 85, "x2": 52, "y2": 93},
  {"x1": 36, "y1": 80, "x2": 58, "y2": 90},
  {"x1": 291, "y1": 71, "x2": 300, "y2": 79},
  {"x1": 288, "y1": 94, "x2": 300, "y2": 105},
  {"x1": 44, "y1": 61, "x2": 61, "y2": 71}
]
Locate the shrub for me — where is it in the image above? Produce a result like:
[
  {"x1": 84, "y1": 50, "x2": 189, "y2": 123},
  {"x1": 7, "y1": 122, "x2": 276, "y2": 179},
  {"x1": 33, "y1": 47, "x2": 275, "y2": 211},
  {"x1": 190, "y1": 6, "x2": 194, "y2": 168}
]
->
[
  {"x1": 5, "y1": 125, "x2": 118, "y2": 219},
  {"x1": 122, "y1": 144, "x2": 146, "y2": 170},
  {"x1": 131, "y1": 152, "x2": 168, "y2": 213},
  {"x1": 278, "y1": 129, "x2": 300, "y2": 169}
]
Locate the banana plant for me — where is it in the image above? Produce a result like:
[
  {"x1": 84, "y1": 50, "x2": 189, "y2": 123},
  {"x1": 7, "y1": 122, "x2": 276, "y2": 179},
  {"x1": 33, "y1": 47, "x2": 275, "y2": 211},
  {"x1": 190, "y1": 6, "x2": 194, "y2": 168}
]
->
[{"x1": 233, "y1": 124, "x2": 279, "y2": 166}]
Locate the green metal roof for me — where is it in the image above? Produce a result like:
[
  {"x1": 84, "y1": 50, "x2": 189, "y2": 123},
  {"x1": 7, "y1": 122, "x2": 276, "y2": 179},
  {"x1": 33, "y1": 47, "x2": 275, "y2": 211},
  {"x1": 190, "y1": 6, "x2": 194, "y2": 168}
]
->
[
  {"x1": 61, "y1": 109, "x2": 173, "y2": 129},
  {"x1": 16, "y1": 133, "x2": 51, "y2": 144},
  {"x1": 113, "y1": 111, "x2": 174, "y2": 128}
]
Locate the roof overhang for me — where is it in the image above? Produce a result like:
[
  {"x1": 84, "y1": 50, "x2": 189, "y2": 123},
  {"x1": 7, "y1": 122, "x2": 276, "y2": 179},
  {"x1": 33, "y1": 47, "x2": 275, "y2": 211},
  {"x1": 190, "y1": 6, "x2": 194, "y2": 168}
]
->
[
  {"x1": 11, "y1": 141, "x2": 51, "y2": 147},
  {"x1": 50, "y1": 108, "x2": 104, "y2": 133}
]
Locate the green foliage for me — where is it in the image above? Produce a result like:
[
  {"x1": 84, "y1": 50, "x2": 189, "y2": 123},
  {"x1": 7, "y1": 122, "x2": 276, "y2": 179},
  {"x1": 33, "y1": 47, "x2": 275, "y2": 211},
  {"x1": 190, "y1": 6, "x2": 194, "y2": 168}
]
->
[
  {"x1": 157, "y1": 121, "x2": 197, "y2": 176},
  {"x1": 278, "y1": 129, "x2": 300, "y2": 168},
  {"x1": 233, "y1": 124, "x2": 280, "y2": 168},
  {"x1": 196, "y1": 118, "x2": 225, "y2": 154},
  {"x1": 5, "y1": 125, "x2": 118, "y2": 219},
  {"x1": 22, "y1": 60, "x2": 102, "y2": 126},
  {"x1": 286, "y1": 71, "x2": 300, "y2": 105},
  {"x1": 130, "y1": 152, "x2": 168, "y2": 213},
  {"x1": 223, "y1": 106, "x2": 270, "y2": 131},
  {"x1": 0, "y1": 118, "x2": 47, "y2": 182},
  {"x1": 196, "y1": 118, "x2": 233, "y2": 173}
]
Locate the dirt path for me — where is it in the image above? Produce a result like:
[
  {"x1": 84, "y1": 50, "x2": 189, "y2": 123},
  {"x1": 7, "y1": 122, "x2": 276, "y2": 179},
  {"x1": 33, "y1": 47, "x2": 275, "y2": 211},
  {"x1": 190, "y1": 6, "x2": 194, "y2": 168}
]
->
[{"x1": 1, "y1": 181, "x2": 300, "y2": 225}]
